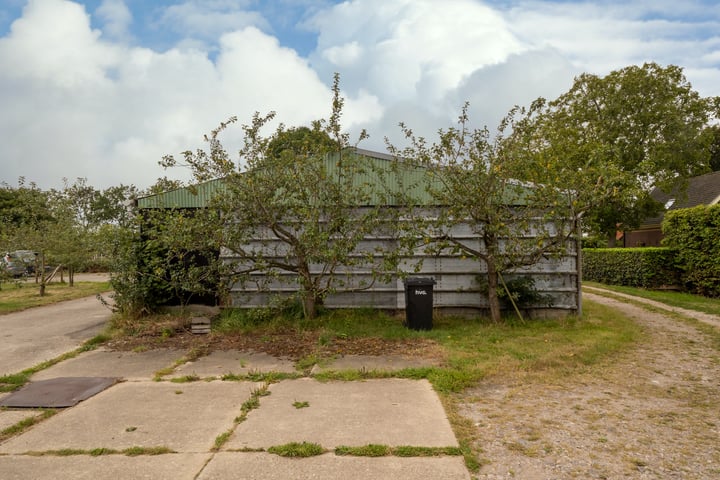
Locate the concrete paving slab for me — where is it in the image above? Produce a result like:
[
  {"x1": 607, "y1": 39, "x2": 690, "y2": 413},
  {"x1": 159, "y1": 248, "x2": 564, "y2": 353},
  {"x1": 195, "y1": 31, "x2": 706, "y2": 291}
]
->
[
  {"x1": 314, "y1": 354, "x2": 439, "y2": 373},
  {"x1": 0, "y1": 409, "x2": 42, "y2": 431},
  {"x1": 0, "y1": 295, "x2": 111, "y2": 377},
  {"x1": 0, "y1": 453, "x2": 210, "y2": 480},
  {"x1": 31, "y1": 348, "x2": 186, "y2": 381},
  {"x1": 198, "y1": 452, "x2": 471, "y2": 480},
  {"x1": 172, "y1": 351, "x2": 296, "y2": 379},
  {"x1": 227, "y1": 378, "x2": 458, "y2": 449},
  {"x1": 0, "y1": 381, "x2": 257, "y2": 454}
]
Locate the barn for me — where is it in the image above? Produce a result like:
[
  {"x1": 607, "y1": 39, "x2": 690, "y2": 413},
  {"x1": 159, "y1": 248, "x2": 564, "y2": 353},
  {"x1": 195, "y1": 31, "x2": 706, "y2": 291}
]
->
[{"x1": 137, "y1": 148, "x2": 581, "y2": 317}]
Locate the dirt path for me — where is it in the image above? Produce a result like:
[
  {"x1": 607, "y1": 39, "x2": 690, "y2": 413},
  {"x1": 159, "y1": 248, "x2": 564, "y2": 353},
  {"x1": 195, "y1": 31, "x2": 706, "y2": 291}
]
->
[{"x1": 459, "y1": 291, "x2": 720, "y2": 479}]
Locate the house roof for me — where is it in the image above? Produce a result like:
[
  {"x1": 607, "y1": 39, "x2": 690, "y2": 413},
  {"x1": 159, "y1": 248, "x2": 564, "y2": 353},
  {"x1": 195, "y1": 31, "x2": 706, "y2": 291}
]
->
[{"x1": 643, "y1": 171, "x2": 720, "y2": 225}]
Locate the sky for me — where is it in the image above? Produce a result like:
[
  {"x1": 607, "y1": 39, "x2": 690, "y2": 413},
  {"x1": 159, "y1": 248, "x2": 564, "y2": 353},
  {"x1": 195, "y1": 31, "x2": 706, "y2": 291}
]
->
[{"x1": 1, "y1": 0, "x2": 719, "y2": 191}]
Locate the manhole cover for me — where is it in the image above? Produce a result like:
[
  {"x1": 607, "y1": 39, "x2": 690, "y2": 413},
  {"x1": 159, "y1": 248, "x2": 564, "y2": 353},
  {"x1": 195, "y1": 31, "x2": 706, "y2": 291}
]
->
[{"x1": 0, "y1": 377, "x2": 119, "y2": 408}]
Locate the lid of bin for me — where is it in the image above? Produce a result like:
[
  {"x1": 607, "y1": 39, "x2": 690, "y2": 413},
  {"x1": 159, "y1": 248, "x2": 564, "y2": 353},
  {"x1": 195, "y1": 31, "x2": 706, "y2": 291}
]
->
[{"x1": 403, "y1": 277, "x2": 437, "y2": 286}]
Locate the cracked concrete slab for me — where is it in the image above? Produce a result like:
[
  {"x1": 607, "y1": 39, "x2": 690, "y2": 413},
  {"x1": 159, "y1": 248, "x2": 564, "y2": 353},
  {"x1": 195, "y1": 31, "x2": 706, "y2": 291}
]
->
[
  {"x1": 227, "y1": 378, "x2": 458, "y2": 449},
  {"x1": 0, "y1": 453, "x2": 210, "y2": 480},
  {"x1": 198, "y1": 452, "x2": 471, "y2": 480},
  {"x1": 31, "y1": 348, "x2": 186, "y2": 381},
  {"x1": 172, "y1": 351, "x2": 296, "y2": 379},
  {"x1": 0, "y1": 381, "x2": 257, "y2": 454}
]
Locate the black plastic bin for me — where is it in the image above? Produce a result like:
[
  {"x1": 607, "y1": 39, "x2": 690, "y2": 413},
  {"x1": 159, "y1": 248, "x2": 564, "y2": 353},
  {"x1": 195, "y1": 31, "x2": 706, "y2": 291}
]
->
[{"x1": 403, "y1": 277, "x2": 436, "y2": 330}]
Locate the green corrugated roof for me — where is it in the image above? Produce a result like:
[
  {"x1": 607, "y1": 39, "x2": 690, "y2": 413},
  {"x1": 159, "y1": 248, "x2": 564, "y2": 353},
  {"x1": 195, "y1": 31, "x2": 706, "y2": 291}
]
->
[
  {"x1": 137, "y1": 149, "x2": 434, "y2": 209},
  {"x1": 137, "y1": 148, "x2": 536, "y2": 209}
]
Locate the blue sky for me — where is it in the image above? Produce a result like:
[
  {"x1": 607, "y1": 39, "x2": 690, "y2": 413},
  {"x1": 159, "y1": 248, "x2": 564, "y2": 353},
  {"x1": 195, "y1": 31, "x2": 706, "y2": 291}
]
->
[{"x1": 1, "y1": 0, "x2": 719, "y2": 189}]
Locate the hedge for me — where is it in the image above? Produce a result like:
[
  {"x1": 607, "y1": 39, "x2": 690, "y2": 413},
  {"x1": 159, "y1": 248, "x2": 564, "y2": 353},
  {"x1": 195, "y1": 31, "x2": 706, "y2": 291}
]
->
[
  {"x1": 662, "y1": 205, "x2": 720, "y2": 297},
  {"x1": 582, "y1": 247, "x2": 680, "y2": 288}
]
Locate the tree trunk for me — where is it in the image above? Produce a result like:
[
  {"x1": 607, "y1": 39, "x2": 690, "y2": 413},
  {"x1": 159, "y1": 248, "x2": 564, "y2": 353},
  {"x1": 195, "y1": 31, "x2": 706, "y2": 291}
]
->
[
  {"x1": 486, "y1": 256, "x2": 502, "y2": 323},
  {"x1": 69, "y1": 266, "x2": 74, "y2": 287},
  {"x1": 299, "y1": 263, "x2": 317, "y2": 319},
  {"x1": 607, "y1": 232, "x2": 617, "y2": 247}
]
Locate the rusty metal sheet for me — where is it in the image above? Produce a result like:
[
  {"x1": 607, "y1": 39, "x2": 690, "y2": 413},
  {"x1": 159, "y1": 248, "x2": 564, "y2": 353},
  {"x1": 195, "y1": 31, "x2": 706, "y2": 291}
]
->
[{"x1": 0, "y1": 377, "x2": 119, "y2": 408}]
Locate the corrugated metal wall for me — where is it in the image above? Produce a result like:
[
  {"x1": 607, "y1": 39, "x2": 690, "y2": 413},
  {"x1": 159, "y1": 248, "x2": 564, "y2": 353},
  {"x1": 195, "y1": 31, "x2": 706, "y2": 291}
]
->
[{"x1": 222, "y1": 217, "x2": 580, "y2": 316}]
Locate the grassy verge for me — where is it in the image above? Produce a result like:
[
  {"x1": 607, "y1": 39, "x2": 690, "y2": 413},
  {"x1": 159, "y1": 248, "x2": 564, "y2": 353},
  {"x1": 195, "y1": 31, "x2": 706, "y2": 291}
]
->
[
  {"x1": 583, "y1": 281, "x2": 720, "y2": 316},
  {"x1": 0, "y1": 281, "x2": 111, "y2": 315}
]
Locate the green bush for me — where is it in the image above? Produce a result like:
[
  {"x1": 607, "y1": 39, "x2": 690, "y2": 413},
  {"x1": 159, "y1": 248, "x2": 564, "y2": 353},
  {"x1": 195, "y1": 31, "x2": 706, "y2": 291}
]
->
[
  {"x1": 582, "y1": 247, "x2": 680, "y2": 288},
  {"x1": 662, "y1": 205, "x2": 720, "y2": 297}
]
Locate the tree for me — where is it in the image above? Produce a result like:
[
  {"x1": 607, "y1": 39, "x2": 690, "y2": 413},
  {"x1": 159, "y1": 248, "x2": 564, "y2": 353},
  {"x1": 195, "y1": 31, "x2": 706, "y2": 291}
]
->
[
  {"x1": 526, "y1": 63, "x2": 718, "y2": 245},
  {"x1": 161, "y1": 74, "x2": 397, "y2": 319},
  {"x1": 390, "y1": 103, "x2": 581, "y2": 323},
  {"x1": 705, "y1": 125, "x2": 720, "y2": 172}
]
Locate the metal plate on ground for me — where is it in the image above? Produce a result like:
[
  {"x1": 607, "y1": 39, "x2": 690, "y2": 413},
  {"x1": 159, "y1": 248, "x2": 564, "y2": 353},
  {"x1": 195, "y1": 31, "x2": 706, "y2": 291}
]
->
[{"x1": 0, "y1": 377, "x2": 119, "y2": 408}]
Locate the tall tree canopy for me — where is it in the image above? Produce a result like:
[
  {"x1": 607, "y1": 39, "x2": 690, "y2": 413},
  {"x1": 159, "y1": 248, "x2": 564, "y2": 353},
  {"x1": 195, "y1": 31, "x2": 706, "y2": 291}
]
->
[{"x1": 521, "y1": 63, "x2": 719, "y2": 244}]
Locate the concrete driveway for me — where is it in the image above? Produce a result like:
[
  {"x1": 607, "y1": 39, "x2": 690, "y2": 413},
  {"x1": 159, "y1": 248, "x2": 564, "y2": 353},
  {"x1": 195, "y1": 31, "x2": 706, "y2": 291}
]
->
[
  {"x1": 0, "y1": 345, "x2": 470, "y2": 479},
  {"x1": 0, "y1": 294, "x2": 112, "y2": 376}
]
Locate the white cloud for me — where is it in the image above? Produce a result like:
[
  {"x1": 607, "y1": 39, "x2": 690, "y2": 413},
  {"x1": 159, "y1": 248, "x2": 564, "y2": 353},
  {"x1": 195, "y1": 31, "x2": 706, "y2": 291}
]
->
[
  {"x1": 0, "y1": 1, "x2": 382, "y2": 190},
  {"x1": 1, "y1": 0, "x2": 719, "y2": 190},
  {"x1": 95, "y1": 0, "x2": 132, "y2": 41},
  {"x1": 307, "y1": 0, "x2": 526, "y2": 105},
  {"x1": 157, "y1": 0, "x2": 267, "y2": 40},
  {"x1": 501, "y1": 0, "x2": 720, "y2": 82}
]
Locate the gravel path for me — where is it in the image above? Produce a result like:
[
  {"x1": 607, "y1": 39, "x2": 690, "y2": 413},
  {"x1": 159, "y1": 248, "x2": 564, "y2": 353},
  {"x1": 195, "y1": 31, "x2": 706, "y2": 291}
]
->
[{"x1": 459, "y1": 290, "x2": 720, "y2": 479}]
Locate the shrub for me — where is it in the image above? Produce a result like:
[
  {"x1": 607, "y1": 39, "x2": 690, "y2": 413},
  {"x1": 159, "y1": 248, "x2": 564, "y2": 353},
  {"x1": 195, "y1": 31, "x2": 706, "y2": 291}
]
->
[
  {"x1": 582, "y1": 247, "x2": 680, "y2": 288},
  {"x1": 662, "y1": 205, "x2": 720, "y2": 297}
]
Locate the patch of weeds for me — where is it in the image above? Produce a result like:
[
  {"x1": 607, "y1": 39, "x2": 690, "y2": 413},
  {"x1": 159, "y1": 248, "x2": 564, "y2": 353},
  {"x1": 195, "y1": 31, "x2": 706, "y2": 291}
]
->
[
  {"x1": 295, "y1": 354, "x2": 322, "y2": 373},
  {"x1": 170, "y1": 374, "x2": 201, "y2": 383},
  {"x1": 79, "y1": 334, "x2": 111, "y2": 351},
  {"x1": 0, "y1": 372, "x2": 31, "y2": 393},
  {"x1": 393, "y1": 446, "x2": 462, "y2": 457},
  {"x1": 175, "y1": 390, "x2": 183, "y2": 394},
  {"x1": 132, "y1": 345, "x2": 149, "y2": 353},
  {"x1": 153, "y1": 348, "x2": 209, "y2": 381},
  {"x1": 222, "y1": 371, "x2": 299, "y2": 382},
  {"x1": 334, "y1": 444, "x2": 461, "y2": 458},
  {"x1": 90, "y1": 448, "x2": 116, "y2": 456},
  {"x1": 0, "y1": 409, "x2": 57, "y2": 441},
  {"x1": 27, "y1": 447, "x2": 174, "y2": 457},
  {"x1": 152, "y1": 366, "x2": 175, "y2": 381},
  {"x1": 125, "y1": 426, "x2": 137, "y2": 432},
  {"x1": 26, "y1": 449, "x2": 92, "y2": 457},
  {"x1": 123, "y1": 446, "x2": 174, "y2": 456},
  {"x1": 235, "y1": 384, "x2": 270, "y2": 424},
  {"x1": 293, "y1": 400, "x2": 310, "y2": 409},
  {"x1": 267, "y1": 442, "x2": 325, "y2": 458},
  {"x1": 440, "y1": 395, "x2": 484, "y2": 473},
  {"x1": 213, "y1": 429, "x2": 233, "y2": 451},
  {"x1": 335, "y1": 444, "x2": 390, "y2": 457}
]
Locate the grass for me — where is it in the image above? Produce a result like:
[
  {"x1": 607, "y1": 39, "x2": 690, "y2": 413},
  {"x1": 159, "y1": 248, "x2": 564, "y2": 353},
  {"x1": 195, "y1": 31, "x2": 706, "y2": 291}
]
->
[
  {"x1": 26, "y1": 446, "x2": 175, "y2": 457},
  {"x1": 0, "y1": 281, "x2": 111, "y2": 315},
  {"x1": 584, "y1": 281, "x2": 720, "y2": 316},
  {"x1": 267, "y1": 442, "x2": 326, "y2": 457},
  {"x1": 334, "y1": 444, "x2": 461, "y2": 457},
  {"x1": 0, "y1": 410, "x2": 57, "y2": 442}
]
